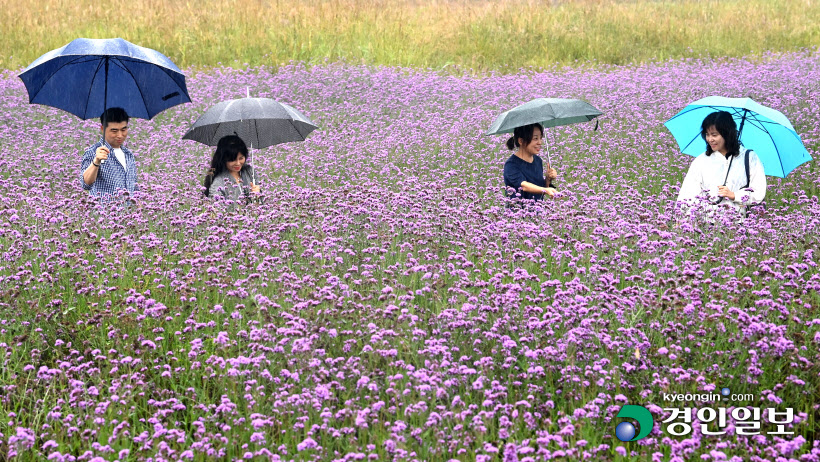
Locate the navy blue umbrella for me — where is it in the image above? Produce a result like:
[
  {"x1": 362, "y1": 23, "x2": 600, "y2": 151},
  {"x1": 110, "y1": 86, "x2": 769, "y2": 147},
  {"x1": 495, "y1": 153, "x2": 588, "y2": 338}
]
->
[{"x1": 19, "y1": 38, "x2": 190, "y2": 120}]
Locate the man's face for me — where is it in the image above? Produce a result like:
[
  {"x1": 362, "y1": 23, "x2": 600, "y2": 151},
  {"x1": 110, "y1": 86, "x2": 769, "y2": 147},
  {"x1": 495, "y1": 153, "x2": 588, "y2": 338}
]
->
[{"x1": 101, "y1": 121, "x2": 128, "y2": 148}]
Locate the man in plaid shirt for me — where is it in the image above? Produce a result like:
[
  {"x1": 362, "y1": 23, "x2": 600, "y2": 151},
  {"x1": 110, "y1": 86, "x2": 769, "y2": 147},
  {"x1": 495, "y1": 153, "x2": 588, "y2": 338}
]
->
[{"x1": 80, "y1": 107, "x2": 139, "y2": 200}]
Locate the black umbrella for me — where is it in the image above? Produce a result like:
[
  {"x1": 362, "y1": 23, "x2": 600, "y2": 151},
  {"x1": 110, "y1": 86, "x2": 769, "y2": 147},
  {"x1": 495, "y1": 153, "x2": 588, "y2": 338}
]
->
[{"x1": 183, "y1": 95, "x2": 318, "y2": 184}]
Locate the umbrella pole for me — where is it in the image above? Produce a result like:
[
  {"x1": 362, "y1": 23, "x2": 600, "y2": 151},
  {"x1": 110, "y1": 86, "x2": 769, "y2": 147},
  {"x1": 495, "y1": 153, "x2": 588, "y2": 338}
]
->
[
  {"x1": 248, "y1": 125, "x2": 256, "y2": 185},
  {"x1": 544, "y1": 131, "x2": 552, "y2": 168},
  {"x1": 738, "y1": 109, "x2": 748, "y2": 139},
  {"x1": 100, "y1": 57, "x2": 109, "y2": 165},
  {"x1": 251, "y1": 144, "x2": 257, "y2": 205}
]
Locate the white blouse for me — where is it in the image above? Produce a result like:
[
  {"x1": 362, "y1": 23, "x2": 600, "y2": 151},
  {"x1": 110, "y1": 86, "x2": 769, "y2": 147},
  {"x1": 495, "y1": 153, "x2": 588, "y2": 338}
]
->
[{"x1": 676, "y1": 146, "x2": 766, "y2": 214}]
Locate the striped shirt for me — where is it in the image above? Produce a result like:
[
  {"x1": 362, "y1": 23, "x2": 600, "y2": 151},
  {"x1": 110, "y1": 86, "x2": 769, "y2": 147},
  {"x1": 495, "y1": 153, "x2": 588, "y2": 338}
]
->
[{"x1": 80, "y1": 139, "x2": 139, "y2": 198}]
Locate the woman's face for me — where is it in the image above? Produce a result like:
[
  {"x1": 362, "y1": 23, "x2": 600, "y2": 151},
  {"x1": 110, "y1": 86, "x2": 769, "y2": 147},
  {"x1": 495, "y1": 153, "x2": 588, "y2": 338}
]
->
[
  {"x1": 226, "y1": 153, "x2": 246, "y2": 173},
  {"x1": 519, "y1": 128, "x2": 543, "y2": 156},
  {"x1": 704, "y1": 125, "x2": 727, "y2": 154}
]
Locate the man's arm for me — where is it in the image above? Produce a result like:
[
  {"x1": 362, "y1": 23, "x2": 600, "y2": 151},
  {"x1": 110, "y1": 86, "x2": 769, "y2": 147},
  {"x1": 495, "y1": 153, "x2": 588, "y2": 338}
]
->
[{"x1": 80, "y1": 149, "x2": 102, "y2": 190}]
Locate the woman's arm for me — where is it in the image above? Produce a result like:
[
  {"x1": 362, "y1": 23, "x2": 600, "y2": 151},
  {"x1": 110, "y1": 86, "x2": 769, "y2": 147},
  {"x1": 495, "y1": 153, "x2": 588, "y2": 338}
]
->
[
  {"x1": 520, "y1": 181, "x2": 556, "y2": 197},
  {"x1": 209, "y1": 176, "x2": 231, "y2": 199},
  {"x1": 676, "y1": 157, "x2": 703, "y2": 202},
  {"x1": 504, "y1": 161, "x2": 554, "y2": 197}
]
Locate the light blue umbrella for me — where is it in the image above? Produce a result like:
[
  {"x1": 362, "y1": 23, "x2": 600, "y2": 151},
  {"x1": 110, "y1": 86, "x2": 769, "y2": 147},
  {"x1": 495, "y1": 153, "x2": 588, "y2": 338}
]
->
[{"x1": 664, "y1": 96, "x2": 811, "y2": 178}]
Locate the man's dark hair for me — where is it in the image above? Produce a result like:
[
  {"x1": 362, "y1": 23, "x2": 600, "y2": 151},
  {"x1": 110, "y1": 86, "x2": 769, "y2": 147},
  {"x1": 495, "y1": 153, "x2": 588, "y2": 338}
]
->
[
  {"x1": 701, "y1": 111, "x2": 740, "y2": 157},
  {"x1": 203, "y1": 135, "x2": 250, "y2": 197},
  {"x1": 506, "y1": 123, "x2": 544, "y2": 150},
  {"x1": 100, "y1": 107, "x2": 129, "y2": 128}
]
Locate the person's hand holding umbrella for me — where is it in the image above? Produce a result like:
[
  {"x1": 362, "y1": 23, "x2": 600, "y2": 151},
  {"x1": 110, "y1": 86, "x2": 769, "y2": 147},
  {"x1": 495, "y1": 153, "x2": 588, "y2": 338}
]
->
[
  {"x1": 717, "y1": 185, "x2": 735, "y2": 201},
  {"x1": 94, "y1": 146, "x2": 109, "y2": 166},
  {"x1": 546, "y1": 165, "x2": 558, "y2": 184}
]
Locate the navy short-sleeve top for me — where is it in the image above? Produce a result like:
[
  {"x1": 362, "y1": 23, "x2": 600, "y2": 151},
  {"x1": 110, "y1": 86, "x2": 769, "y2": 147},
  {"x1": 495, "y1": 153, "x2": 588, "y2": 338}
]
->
[{"x1": 503, "y1": 154, "x2": 547, "y2": 200}]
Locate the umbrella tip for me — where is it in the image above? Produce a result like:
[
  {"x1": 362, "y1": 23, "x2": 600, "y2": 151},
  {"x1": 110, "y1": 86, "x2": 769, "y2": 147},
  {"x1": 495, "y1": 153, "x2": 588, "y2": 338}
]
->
[{"x1": 246, "y1": 87, "x2": 250, "y2": 98}]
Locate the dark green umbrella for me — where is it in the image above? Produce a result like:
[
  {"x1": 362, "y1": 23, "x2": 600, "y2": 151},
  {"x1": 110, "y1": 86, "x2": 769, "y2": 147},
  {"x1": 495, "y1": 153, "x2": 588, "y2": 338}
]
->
[{"x1": 486, "y1": 98, "x2": 602, "y2": 165}]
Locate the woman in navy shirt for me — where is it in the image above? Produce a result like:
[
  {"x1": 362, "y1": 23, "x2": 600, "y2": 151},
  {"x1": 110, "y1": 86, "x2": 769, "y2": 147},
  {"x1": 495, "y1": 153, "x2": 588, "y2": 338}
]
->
[{"x1": 503, "y1": 123, "x2": 557, "y2": 200}]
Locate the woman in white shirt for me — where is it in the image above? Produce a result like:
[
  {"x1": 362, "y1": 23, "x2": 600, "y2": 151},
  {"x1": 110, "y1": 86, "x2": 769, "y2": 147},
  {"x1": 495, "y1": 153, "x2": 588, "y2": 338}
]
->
[{"x1": 676, "y1": 111, "x2": 766, "y2": 217}]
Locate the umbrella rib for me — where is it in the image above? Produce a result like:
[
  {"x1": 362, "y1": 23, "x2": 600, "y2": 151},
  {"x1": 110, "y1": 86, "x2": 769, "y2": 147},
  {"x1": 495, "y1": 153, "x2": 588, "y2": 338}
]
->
[
  {"x1": 755, "y1": 116, "x2": 786, "y2": 176},
  {"x1": 667, "y1": 104, "x2": 725, "y2": 121},
  {"x1": 82, "y1": 59, "x2": 106, "y2": 120},
  {"x1": 27, "y1": 55, "x2": 95, "y2": 104},
  {"x1": 744, "y1": 111, "x2": 772, "y2": 131},
  {"x1": 773, "y1": 134, "x2": 786, "y2": 177},
  {"x1": 741, "y1": 112, "x2": 787, "y2": 176},
  {"x1": 113, "y1": 56, "x2": 187, "y2": 88},
  {"x1": 116, "y1": 55, "x2": 183, "y2": 73},
  {"x1": 297, "y1": 121, "x2": 308, "y2": 140},
  {"x1": 112, "y1": 57, "x2": 152, "y2": 117},
  {"x1": 131, "y1": 58, "x2": 188, "y2": 98},
  {"x1": 254, "y1": 118, "x2": 261, "y2": 150},
  {"x1": 681, "y1": 130, "x2": 703, "y2": 153}
]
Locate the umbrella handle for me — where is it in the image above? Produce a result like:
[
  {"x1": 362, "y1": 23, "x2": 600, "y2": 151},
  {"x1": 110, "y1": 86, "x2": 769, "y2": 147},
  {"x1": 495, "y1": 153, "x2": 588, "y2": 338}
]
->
[{"x1": 251, "y1": 146, "x2": 256, "y2": 185}]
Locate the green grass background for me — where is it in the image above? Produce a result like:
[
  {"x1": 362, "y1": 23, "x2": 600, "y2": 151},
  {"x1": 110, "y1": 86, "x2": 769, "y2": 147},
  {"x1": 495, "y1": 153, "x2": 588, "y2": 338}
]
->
[{"x1": 1, "y1": 0, "x2": 819, "y2": 72}]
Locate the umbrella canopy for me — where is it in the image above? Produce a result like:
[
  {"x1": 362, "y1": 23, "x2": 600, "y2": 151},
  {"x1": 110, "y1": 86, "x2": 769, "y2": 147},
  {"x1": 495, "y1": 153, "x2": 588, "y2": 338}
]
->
[
  {"x1": 19, "y1": 38, "x2": 190, "y2": 120},
  {"x1": 485, "y1": 98, "x2": 602, "y2": 135},
  {"x1": 182, "y1": 97, "x2": 318, "y2": 149},
  {"x1": 664, "y1": 96, "x2": 812, "y2": 178}
]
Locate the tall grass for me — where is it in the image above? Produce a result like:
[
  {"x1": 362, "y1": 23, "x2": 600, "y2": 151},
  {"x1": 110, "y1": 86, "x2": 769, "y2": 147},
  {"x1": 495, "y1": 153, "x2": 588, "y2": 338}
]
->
[{"x1": 1, "y1": 0, "x2": 819, "y2": 71}]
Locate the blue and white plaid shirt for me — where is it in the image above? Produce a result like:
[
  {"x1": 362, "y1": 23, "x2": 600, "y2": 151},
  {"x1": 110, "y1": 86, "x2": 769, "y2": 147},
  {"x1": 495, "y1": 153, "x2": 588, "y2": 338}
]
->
[{"x1": 80, "y1": 138, "x2": 139, "y2": 198}]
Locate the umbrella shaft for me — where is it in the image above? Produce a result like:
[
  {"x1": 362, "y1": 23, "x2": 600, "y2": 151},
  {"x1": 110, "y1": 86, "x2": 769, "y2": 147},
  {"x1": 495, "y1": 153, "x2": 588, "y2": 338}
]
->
[
  {"x1": 101, "y1": 58, "x2": 109, "y2": 165},
  {"x1": 738, "y1": 109, "x2": 747, "y2": 138}
]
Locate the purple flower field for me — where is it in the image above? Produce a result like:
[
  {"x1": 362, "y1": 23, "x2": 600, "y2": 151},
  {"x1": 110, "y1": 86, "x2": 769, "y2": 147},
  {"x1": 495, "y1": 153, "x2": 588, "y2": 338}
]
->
[{"x1": 0, "y1": 51, "x2": 819, "y2": 461}]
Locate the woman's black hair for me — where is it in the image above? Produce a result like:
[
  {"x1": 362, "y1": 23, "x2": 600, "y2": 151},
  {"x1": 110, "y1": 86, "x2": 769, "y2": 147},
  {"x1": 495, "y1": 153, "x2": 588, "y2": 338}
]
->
[
  {"x1": 506, "y1": 123, "x2": 544, "y2": 151},
  {"x1": 701, "y1": 111, "x2": 740, "y2": 157},
  {"x1": 203, "y1": 135, "x2": 249, "y2": 197}
]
